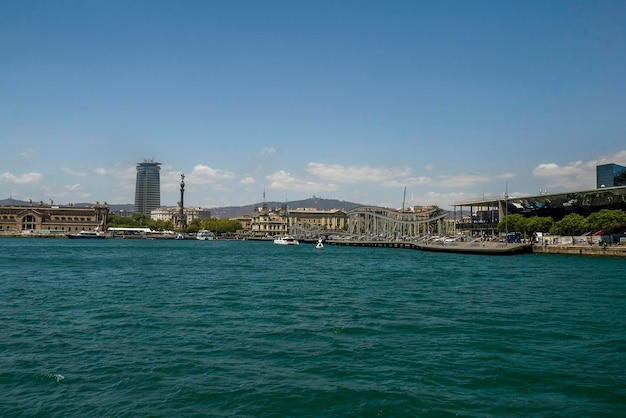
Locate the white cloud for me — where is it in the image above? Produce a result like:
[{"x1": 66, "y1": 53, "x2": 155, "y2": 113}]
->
[
  {"x1": 420, "y1": 191, "x2": 471, "y2": 208},
  {"x1": 187, "y1": 164, "x2": 235, "y2": 184},
  {"x1": 531, "y1": 150, "x2": 626, "y2": 191},
  {"x1": 532, "y1": 160, "x2": 595, "y2": 190},
  {"x1": 597, "y1": 150, "x2": 626, "y2": 166},
  {"x1": 62, "y1": 167, "x2": 87, "y2": 177},
  {"x1": 261, "y1": 147, "x2": 276, "y2": 156},
  {"x1": 266, "y1": 170, "x2": 338, "y2": 192},
  {"x1": 64, "y1": 184, "x2": 82, "y2": 191},
  {"x1": 240, "y1": 176, "x2": 255, "y2": 184},
  {"x1": 307, "y1": 162, "x2": 412, "y2": 184},
  {"x1": 0, "y1": 172, "x2": 43, "y2": 184},
  {"x1": 434, "y1": 172, "x2": 515, "y2": 188},
  {"x1": 97, "y1": 164, "x2": 136, "y2": 180},
  {"x1": 20, "y1": 149, "x2": 37, "y2": 157},
  {"x1": 120, "y1": 165, "x2": 137, "y2": 180},
  {"x1": 382, "y1": 176, "x2": 431, "y2": 187}
]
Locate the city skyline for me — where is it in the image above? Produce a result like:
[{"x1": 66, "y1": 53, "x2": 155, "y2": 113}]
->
[{"x1": 2, "y1": 1, "x2": 625, "y2": 210}]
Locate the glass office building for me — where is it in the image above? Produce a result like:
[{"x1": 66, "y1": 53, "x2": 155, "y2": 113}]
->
[
  {"x1": 597, "y1": 163, "x2": 626, "y2": 188},
  {"x1": 134, "y1": 160, "x2": 161, "y2": 215}
]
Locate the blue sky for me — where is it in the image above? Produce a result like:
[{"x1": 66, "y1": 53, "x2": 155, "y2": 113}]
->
[{"x1": 2, "y1": 0, "x2": 625, "y2": 210}]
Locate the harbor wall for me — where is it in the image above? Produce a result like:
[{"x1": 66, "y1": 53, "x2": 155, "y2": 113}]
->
[{"x1": 531, "y1": 244, "x2": 626, "y2": 257}]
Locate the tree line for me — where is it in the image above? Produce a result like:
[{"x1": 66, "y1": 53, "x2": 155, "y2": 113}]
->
[
  {"x1": 497, "y1": 209, "x2": 626, "y2": 237},
  {"x1": 106, "y1": 214, "x2": 242, "y2": 234}
]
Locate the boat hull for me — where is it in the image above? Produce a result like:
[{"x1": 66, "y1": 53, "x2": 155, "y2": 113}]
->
[
  {"x1": 273, "y1": 236, "x2": 299, "y2": 245},
  {"x1": 66, "y1": 234, "x2": 105, "y2": 239}
]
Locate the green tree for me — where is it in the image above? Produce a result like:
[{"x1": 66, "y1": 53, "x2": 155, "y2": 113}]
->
[
  {"x1": 497, "y1": 214, "x2": 527, "y2": 234},
  {"x1": 200, "y1": 218, "x2": 242, "y2": 234},
  {"x1": 132, "y1": 213, "x2": 150, "y2": 226},
  {"x1": 147, "y1": 219, "x2": 175, "y2": 231},
  {"x1": 584, "y1": 209, "x2": 626, "y2": 234},
  {"x1": 525, "y1": 216, "x2": 553, "y2": 236},
  {"x1": 186, "y1": 218, "x2": 202, "y2": 233},
  {"x1": 549, "y1": 213, "x2": 586, "y2": 236},
  {"x1": 107, "y1": 214, "x2": 144, "y2": 228}
]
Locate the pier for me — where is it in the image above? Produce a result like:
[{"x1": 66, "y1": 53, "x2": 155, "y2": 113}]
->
[
  {"x1": 322, "y1": 239, "x2": 626, "y2": 256},
  {"x1": 325, "y1": 239, "x2": 533, "y2": 255}
]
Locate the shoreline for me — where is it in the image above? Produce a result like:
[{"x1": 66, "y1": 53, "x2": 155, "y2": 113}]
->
[
  {"x1": 531, "y1": 243, "x2": 626, "y2": 257},
  {"x1": 2, "y1": 234, "x2": 626, "y2": 257}
]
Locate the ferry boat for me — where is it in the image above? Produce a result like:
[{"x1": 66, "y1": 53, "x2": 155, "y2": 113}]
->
[
  {"x1": 273, "y1": 236, "x2": 299, "y2": 245},
  {"x1": 196, "y1": 230, "x2": 215, "y2": 240},
  {"x1": 66, "y1": 230, "x2": 105, "y2": 239}
]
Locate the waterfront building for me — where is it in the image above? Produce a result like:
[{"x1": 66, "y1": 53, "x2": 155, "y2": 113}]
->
[
  {"x1": 597, "y1": 163, "x2": 626, "y2": 188},
  {"x1": 0, "y1": 202, "x2": 109, "y2": 236},
  {"x1": 453, "y1": 185, "x2": 626, "y2": 237},
  {"x1": 289, "y1": 208, "x2": 348, "y2": 235},
  {"x1": 247, "y1": 202, "x2": 349, "y2": 238},
  {"x1": 249, "y1": 202, "x2": 289, "y2": 237},
  {"x1": 234, "y1": 215, "x2": 253, "y2": 235},
  {"x1": 454, "y1": 164, "x2": 626, "y2": 237},
  {"x1": 134, "y1": 159, "x2": 161, "y2": 216},
  {"x1": 151, "y1": 206, "x2": 211, "y2": 225}
]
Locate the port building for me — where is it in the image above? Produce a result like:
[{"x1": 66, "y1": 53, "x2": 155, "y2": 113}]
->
[
  {"x1": 0, "y1": 202, "x2": 109, "y2": 236},
  {"x1": 454, "y1": 185, "x2": 626, "y2": 237},
  {"x1": 151, "y1": 206, "x2": 212, "y2": 225}
]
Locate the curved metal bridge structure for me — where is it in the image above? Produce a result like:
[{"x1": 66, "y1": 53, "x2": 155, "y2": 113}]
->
[{"x1": 290, "y1": 205, "x2": 450, "y2": 241}]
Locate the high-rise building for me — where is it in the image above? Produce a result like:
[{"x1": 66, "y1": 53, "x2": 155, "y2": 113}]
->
[
  {"x1": 134, "y1": 159, "x2": 161, "y2": 215},
  {"x1": 597, "y1": 163, "x2": 626, "y2": 188}
]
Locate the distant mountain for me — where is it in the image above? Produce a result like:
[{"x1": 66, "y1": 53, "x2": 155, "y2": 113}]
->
[
  {"x1": 1, "y1": 196, "x2": 464, "y2": 219},
  {"x1": 107, "y1": 204, "x2": 134, "y2": 213},
  {"x1": 211, "y1": 197, "x2": 363, "y2": 218},
  {"x1": 0, "y1": 198, "x2": 29, "y2": 206},
  {"x1": 1, "y1": 197, "x2": 362, "y2": 218},
  {"x1": 0, "y1": 198, "x2": 132, "y2": 212}
]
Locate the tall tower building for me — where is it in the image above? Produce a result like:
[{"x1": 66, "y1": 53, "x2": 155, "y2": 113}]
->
[{"x1": 134, "y1": 159, "x2": 161, "y2": 216}]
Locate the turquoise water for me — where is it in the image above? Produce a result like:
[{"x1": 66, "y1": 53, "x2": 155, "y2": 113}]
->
[{"x1": 2, "y1": 238, "x2": 625, "y2": 417}]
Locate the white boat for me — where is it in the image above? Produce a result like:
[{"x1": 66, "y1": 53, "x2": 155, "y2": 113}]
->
[
  {"x1": 196, "y1": 230, "x2": 214, "y2": 240},
  {"x1": 315, "y1": 238, "x2": 324, "y2": 249},
  {"x1": 273, "y1": 236, "x2": 299, "y2": 245},
  {"x1": 66, "y1": 230, "x2": 105, "y2": 239},
  {"x1": 175, "y1": 233, "x2": 184, "y2": 240}
]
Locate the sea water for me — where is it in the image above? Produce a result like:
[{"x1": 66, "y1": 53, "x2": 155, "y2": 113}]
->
[{"x1": 1, "y1": 238, "x2": 625, "y2": 417}]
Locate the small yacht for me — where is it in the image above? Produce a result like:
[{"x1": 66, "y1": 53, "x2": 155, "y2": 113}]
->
[
  {"x1": 273, "y1": 236, "x2": 299, "y2": 245},
  {"x1": 315, "y1": 238, "x2": 324, "y2": 249}
]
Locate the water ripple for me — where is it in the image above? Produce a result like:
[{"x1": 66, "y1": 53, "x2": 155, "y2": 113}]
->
[{"x1": 1, "y1": 239, "x2": 625, "y2": 416}]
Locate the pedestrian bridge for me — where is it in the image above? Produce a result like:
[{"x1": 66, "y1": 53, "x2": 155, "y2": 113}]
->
[{"x1": 290, "y1": 205, "x2": 450, "y2": 241}]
